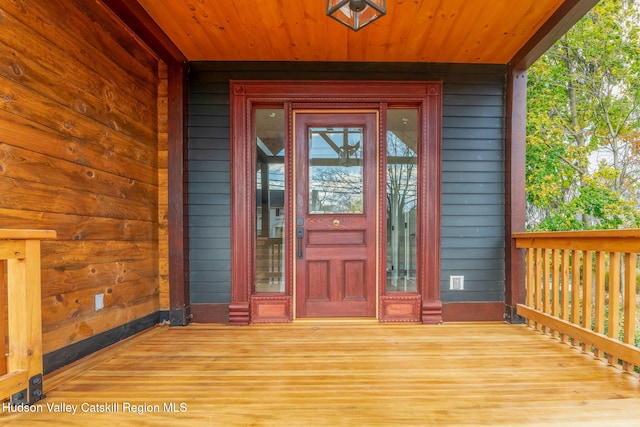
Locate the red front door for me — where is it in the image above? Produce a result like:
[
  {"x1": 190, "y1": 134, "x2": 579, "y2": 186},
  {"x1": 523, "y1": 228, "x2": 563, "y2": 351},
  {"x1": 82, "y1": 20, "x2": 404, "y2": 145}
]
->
[{"x1": 294, "y1": 111, "x2": 378, "y2": 317}]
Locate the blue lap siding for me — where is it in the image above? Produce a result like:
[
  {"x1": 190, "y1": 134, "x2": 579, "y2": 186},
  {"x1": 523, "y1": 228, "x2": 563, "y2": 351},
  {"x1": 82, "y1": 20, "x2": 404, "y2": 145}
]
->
[{"x1": 187, "y1": 62, "x2": 506, "y2": 304}]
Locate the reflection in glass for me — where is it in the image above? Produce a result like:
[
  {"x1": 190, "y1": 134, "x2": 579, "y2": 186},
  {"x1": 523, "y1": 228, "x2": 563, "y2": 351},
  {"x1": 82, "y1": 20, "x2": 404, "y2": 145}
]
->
[
  {"x1": 386, "y1": 110, "x2": 418, "y2": 292},
  {"x1": 255, "y1": 109, "x2": 285, "y2": 293},
  {"x1": 308, "y1": 127, "x2": 364, "y2": 214}
]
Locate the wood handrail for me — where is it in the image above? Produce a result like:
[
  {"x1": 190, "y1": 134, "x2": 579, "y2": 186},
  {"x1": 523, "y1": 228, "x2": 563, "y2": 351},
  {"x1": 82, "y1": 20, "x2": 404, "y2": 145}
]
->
[
  {"x1": 514, "y1": 229, "x2": 640, "y2": 252},
  {"x1": 514, "y1": 229, "x2": 640, "y2": 239},
  {"x1": 0, "y1": 229, "x2": 56, "y2": 405},
  {"x1": 0, "y1": 229, "x2": 57, "y2": 240},
  {"x1": 514, "y1": 230, "x2": 639, "y2": 375}
]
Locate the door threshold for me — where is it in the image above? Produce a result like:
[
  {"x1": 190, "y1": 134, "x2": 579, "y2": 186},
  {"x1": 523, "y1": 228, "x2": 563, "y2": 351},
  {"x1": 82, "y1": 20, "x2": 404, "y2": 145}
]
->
[{"x1": 294, "y1": 317, "x2": 378, "y2": 324}]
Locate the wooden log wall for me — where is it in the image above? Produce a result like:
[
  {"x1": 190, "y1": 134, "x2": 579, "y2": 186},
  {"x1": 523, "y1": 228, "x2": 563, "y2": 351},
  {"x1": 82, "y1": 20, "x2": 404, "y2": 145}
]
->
[{"x1": 0, "y1": 0, "x2": 165, "y2": 360}]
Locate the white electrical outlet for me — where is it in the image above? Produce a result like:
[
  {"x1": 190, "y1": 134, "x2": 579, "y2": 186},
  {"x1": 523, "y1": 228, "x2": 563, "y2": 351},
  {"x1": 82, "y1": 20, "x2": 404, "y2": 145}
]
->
[
  {"x1": 94, "y1": 293, "x2": 104, "y2": 311},
  {"x1": 450, "y1": 275, "x2": 464, "y2": 291}
]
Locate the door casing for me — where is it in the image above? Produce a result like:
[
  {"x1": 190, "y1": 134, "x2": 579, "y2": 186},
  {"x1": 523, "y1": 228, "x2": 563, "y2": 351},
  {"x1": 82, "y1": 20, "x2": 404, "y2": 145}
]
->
[{"x1": 228, "y1": 81, "x2": 443, "y2": 325}]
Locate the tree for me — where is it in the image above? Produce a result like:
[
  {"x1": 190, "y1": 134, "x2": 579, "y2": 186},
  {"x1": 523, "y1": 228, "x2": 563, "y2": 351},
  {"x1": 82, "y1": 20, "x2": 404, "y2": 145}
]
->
[{"x1": 526, "y1": 0, "x2": 640, "y2": 231}]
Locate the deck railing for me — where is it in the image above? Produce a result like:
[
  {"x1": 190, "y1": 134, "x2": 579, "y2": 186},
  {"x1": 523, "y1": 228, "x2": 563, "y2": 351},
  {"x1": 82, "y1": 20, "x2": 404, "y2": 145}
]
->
[
  {"x1": 0, "y1": 229, "x2": 56, "y2": 405},
  {"x1": 514, "y1": 230, "x2": 640, "y2": 375}
]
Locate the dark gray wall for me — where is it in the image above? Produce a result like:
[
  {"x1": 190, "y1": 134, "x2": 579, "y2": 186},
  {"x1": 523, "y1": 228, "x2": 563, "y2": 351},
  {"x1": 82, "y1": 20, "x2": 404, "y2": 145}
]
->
[
  {"x1": 188, "y1": 62, "x2": 506, "y2": 304},
  {"x1": 441, "y1": 80, "x2": 505, "y2": 302}
]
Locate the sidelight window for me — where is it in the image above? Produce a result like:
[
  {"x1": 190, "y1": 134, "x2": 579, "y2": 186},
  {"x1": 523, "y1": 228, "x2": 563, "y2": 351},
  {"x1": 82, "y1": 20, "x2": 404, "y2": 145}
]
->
[
  {"x1": 255, "y1": 108, "x2": 286, "y2": 293},
  {"x1": 386, "y1": 109, "x2": 418, "y2": 292}
]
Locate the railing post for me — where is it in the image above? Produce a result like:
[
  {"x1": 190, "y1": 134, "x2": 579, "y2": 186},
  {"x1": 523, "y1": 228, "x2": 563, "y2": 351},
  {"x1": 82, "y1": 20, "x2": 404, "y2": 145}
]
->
[
  {"x1": 0, "y1": 260, "x2": 5, "y2": 377},
  {"x1": 7, "y1": 240, "x2": 43, "y2": 404},
  {"x1": 0, "y1": 229, "x2": 55, "y2": 405}
]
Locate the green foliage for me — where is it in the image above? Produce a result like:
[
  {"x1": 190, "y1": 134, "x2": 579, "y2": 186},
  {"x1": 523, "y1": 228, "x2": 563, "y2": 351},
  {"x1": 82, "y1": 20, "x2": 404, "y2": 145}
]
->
[{"x1": 527, "y1": 0, "x2": 640, "y2": 231}]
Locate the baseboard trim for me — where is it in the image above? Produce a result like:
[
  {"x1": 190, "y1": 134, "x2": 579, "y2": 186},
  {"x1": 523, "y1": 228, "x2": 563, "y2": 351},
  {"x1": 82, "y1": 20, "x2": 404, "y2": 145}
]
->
[
  {"x1": 442, "y1": 302, "x2": 505, "y2": 322},
  {"x1": 187, "y1": 302, "x2": 505, "y2": 323},
  {"x1": 159, "y1": 310, "x2": 170, "y2": 323},
  {"x1": 43, "y1": 311, "x2": 160, "y2": 374},
  {"x1": 190, "y1": 303, "x2": 229, "y2": 323}
]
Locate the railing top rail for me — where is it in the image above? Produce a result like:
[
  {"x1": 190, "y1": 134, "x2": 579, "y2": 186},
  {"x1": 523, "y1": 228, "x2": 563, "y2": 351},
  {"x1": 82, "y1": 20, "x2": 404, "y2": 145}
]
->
[
  {"x1": 0, "y1": 229, "x2": 57, "y2": 240},
  {"x1": 513, "y1": 229, "x2": 640, "y2": 252},
  {"x1": 513, "y1": 229, "x2": 640, "y2": 240}
]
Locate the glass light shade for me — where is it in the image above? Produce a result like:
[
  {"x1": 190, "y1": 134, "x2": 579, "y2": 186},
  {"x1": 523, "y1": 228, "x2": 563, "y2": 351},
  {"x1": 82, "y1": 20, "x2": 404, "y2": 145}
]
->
[{"x1": 327, "y1": 0, "x2": 386, "y2": 31}]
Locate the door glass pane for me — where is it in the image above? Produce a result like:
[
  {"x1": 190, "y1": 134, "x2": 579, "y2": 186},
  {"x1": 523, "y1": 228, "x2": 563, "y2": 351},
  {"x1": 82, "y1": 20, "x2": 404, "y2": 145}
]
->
[
  {"x1": 386, "y1": 110, "x2": 418, "y2": 292},
  {"x1": 308, "y1": 127, "x2": 363, "y2": 214},
  {"x1": 255, "y1": 109, "x2": 285, "y2": 293}
]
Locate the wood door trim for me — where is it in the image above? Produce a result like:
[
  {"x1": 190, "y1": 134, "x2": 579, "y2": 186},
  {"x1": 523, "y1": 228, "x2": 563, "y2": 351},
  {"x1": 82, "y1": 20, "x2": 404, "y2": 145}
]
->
[
  {"x1": 419, "y1": 84, "x2": 443, "y2": 324},
  {"x1": 229, "y1": 81, "x2": 442, "y2": 325}
]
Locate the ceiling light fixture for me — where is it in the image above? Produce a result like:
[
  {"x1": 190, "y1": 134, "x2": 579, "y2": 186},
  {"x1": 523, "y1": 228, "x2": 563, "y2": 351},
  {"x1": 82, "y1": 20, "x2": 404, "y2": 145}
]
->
[{"x1": 326, "y1": 0, "x2": 386, "y2": 31}]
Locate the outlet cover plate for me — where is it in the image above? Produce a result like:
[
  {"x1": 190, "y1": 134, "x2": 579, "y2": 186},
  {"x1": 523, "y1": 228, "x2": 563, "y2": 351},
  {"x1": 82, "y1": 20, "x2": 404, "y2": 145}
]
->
[
  {"x1": 94, "y1": 293, "x2": 104, "y2": 311},
  {"x1": 450, "y1": 275, "x2": 464, "y2": 291}
]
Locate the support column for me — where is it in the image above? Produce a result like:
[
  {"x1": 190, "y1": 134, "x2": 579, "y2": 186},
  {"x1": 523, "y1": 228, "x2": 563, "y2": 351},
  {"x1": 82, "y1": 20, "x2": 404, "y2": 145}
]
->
[
  {"x1": 168, "y1": 62, "x2": 191, "y2": 326},
  {"x1": 504, "y1": 68, "x2": 527, "y2": 324}
]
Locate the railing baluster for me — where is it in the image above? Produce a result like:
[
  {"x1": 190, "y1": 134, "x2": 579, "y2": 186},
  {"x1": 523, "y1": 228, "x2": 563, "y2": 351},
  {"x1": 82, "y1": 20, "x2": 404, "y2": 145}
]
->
[
  {"x1": 608, "y1": 252, "x2": 621, "y2": 364},
  {"x1": 552, "y1": 249, "x2": 561, "y2": 338},
  {"x1": 561, "y1": 249, "x2": 570, "y2": 343},
  {"x1": 543, "y1": 248, "x2": 551, "y2": 333},
  {"x1": 582, "y1": 250, "x2": 593, "y2": 352},
  {"x1": 535, "y1": 248, "x2": 543, "y2": 330},
  {"x1": 570, "y1": 250, "x2": 581, "y2": 342},
  {"x1": 526, "y1": 248, "x2": 535, "y2": 328},
  {"x1": 594, "y1": 251, "x2": 607, "y2": 358},
  {"x1": 623, "y1": 253, "x2": 637, "y2": 372}
]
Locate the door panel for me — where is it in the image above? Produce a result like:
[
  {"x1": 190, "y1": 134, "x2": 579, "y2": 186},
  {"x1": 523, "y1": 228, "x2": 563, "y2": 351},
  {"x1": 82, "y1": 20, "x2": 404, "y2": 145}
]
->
[
  {"x1": 307, "y1": 230, "x2": 366, "y2": 246},
  {"x1": 307, "y1": 261, "x2": 330, "y2": 300},
  {"x1": 344, "y1": 261, "x2": 366, "y2": 300},
  {"x1": 295, "y1": 112, "x2": 377, "y2": 318}
]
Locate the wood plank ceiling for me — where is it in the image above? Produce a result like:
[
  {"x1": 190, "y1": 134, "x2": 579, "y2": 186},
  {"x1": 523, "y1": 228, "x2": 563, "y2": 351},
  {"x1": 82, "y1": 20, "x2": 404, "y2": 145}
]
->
[{"x1": 133, "y1": 0, "x2": 566, "y2": 64}]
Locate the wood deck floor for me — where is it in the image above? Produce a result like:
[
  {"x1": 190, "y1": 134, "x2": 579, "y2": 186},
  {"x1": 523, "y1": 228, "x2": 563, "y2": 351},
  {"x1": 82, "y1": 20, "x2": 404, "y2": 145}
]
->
[{"x1": 2, "y1": 322, "x2": 639, "y2": 426}]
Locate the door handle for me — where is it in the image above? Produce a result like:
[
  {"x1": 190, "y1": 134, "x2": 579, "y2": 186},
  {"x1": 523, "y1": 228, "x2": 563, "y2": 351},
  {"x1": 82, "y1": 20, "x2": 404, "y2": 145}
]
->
[{"x1": 296, "y1": 227, "x2": 304, "y2": 259}]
